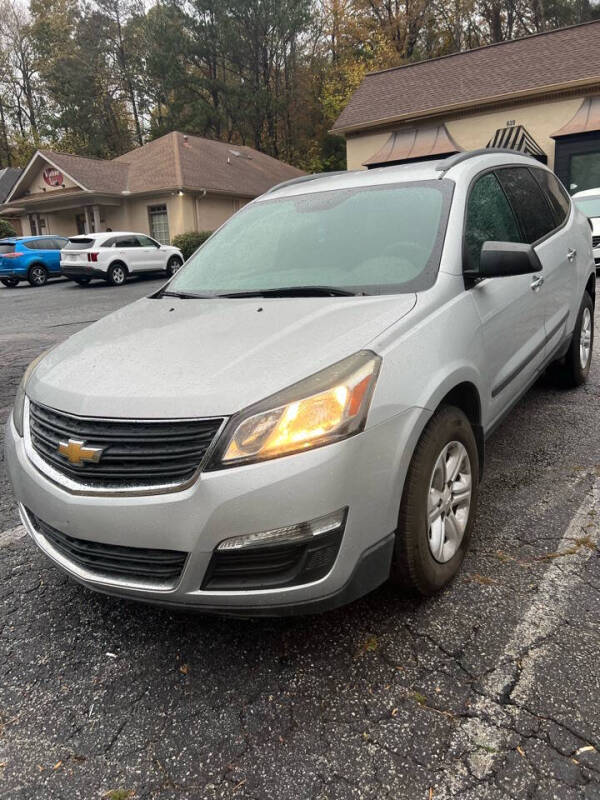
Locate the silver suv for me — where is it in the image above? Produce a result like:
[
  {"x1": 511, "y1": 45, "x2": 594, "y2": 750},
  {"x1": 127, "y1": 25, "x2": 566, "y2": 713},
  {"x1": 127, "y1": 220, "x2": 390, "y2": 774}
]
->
[{"x1": 6, "y1": 150, "x2": 595, "y2": 615}]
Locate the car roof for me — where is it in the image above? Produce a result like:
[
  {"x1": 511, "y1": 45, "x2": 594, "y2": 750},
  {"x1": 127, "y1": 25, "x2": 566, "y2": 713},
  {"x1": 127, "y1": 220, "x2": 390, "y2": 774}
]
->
[
  {"x1": 572, "y1": 188, "x2": 600, "y2": 198},
  {"x1": 262, "y1": 150, "x2": 546, "y2": 200},
  {"x1": 68, "y1": 231, "x2": 154, "y2": 239},
  {"x1": 4, "y1": 234, "x2": 67, "y2": 242}
]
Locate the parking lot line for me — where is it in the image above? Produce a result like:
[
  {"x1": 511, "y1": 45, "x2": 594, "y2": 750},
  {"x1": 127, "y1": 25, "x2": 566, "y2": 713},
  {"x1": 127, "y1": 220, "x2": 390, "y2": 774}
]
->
[
  {"x1": 435, "y1": 476, "x2": 600, "y2": 797},
  {"x1": 0, "y1": 524, "x2": 26, "y2": 547}
]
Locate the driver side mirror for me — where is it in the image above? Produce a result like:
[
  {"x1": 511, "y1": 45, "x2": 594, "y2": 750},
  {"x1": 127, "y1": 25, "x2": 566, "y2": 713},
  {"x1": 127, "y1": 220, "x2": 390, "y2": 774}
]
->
[{"x1": 477, "y1": 241, "x2": 541, "y2": 279}]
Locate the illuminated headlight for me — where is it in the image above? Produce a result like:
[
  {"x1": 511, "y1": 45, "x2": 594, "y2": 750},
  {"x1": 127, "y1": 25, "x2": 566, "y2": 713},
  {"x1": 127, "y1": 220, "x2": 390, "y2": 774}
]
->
[
  {"x1": 216, "y1": 508, "x2": 347, "y2": 551},
  {"x1": 13, "y1": 351, "x2": 50, "y2": 437},
  {"x1": 211, "y1": 350, "x2": 381, "y2": 467}
]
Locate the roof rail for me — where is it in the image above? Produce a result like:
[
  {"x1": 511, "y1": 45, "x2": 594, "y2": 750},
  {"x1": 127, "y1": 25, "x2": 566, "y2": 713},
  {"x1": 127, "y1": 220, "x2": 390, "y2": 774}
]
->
[
  {"x1": 265, "y1": 171, "x2": 346, "y2": 195},
  {"x1": 436, "y1": 148, "x2": 539, "y2": 176}
]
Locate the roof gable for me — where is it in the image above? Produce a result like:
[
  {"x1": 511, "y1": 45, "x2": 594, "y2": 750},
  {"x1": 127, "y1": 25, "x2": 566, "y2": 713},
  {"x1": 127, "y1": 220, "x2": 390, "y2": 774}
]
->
[{"x1": 333, "y1": 20, "x2": 600, "y2": 133}]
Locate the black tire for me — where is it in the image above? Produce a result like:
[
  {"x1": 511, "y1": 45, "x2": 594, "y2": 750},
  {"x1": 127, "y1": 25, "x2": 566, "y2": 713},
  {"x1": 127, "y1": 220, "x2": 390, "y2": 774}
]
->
[
  {"x1": 391, "y1": 405, "x2": 479, "y2": 596},
  {"x1": 106, "y1": 262, "x2": 127, "y2": 286},
  {"x1": 166, "y1": 255, "x2": 183, "y2": 277},
  {"x1": 561, "y1": 292, "x2": 594, "y2": 387},
  {"x1": 1, "y1": 277, "x2": 19, "y2": 287},
  {"x1": 71, "y1": 277, "x2": 91, "y2": 285},
  {"x1": 28, "y1": 264, "x2": 48, "y2": 287}
]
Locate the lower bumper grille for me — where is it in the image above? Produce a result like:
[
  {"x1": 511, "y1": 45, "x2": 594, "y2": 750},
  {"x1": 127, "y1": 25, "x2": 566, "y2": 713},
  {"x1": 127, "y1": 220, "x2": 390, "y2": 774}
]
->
[
  {"x1": 202, "y1": 529, "x2": 343, "y2": 591},
  {"x1": 27, "y1": 509, "x2": 187, "y2": 584},
  {"x1": 592, "y1": 235, "x2": 600, "y2": 248}
]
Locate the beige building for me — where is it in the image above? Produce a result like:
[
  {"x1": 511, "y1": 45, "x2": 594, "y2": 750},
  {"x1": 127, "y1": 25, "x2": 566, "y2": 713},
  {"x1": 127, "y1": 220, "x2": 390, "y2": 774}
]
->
[
  {"x1": 1, "y1": 132, "x2": 303, "y2": 242},
  {"x1": 332, "y1": 21, "x2": 600, "y2": 194}
]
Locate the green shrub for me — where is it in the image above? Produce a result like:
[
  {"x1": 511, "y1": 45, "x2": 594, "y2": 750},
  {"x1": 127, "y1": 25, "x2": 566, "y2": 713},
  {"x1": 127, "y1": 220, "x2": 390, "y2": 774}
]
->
[
  {"x1": 0, "y1": 219, "x2": 16, "y2": 239},
  {"x1": 172, "y1": 230, "x2": 212, "y2": 260}
]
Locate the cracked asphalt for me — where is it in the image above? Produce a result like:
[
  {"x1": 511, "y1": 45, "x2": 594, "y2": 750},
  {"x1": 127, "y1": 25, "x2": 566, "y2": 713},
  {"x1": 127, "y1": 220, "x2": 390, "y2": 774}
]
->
[{"x1": 1, "y1": 277, "x2": 599, "y2": 800}]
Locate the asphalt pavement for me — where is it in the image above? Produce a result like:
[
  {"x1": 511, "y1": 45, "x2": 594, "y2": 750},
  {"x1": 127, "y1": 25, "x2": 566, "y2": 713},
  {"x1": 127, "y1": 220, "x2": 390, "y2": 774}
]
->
[{"x1": 0, "y1": 276, "x2": 599, "y2": 800}]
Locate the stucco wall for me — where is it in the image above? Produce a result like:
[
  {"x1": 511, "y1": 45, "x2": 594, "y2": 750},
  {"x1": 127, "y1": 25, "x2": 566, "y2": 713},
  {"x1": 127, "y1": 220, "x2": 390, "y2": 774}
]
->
[
  {"x1": 17, "y1": 192, "x2": 249, "y2": 240},
  {"x1": 345, "y1": 95, "x2": 584, "y2": 171}
]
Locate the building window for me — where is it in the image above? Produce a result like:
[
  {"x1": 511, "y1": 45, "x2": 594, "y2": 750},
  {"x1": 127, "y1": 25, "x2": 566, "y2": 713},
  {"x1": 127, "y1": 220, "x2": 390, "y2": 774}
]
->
[
  {"x1": 570, "y1": 152, "x2": 600, "y2": 194},
  {"x1": 148, "y1": 204, "x2": 170, "y2": 244},
  {"x1": 554, "y1": 132, "x2": 600, "y2": 194}
]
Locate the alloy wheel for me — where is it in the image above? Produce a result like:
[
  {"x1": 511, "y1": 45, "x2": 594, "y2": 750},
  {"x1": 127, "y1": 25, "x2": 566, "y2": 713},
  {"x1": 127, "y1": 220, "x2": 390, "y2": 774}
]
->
[
  {"x1": 427, "y1": 441, "x2": 472, "y2": 563},
  {"x1": 31, "y1": 267, "x2": 47, "y2": 286},
  {"x1": 580, "y1": 306, "x2": 592, "y2": 370}
]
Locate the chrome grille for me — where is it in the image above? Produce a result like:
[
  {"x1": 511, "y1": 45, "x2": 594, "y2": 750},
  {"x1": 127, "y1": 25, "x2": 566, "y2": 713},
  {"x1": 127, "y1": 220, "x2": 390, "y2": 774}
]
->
[
  {"x1": 27, "y1": 509, "x2": 187, "y2": 584},
  {"x1": 29, "y1": 401, "x2": 224, "y2": 489}
]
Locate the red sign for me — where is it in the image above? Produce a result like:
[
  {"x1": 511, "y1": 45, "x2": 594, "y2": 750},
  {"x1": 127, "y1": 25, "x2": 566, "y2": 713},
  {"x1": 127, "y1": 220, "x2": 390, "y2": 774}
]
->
[{"x1": 42, "y1": 167, "x2": 64, "y2": 187}]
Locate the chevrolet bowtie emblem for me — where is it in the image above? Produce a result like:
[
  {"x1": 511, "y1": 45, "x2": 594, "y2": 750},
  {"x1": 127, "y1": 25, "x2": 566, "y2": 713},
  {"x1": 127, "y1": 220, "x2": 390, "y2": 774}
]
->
[{"x1": 57, "y1": 438, "x2": 104, "y2": 466}]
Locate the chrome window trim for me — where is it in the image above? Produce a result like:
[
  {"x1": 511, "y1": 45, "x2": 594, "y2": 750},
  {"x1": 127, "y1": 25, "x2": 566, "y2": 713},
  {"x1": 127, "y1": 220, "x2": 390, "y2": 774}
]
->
[{"x1": 23, "y1": 397, "x2": 228, "y2": 497}]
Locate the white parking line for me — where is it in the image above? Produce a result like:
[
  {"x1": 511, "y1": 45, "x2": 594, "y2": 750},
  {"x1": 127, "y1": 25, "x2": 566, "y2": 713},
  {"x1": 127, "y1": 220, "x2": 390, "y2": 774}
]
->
[
  {"x1": 435, "y1": 477, "x2": 600, "y2": 797},
  {"x1": 0, "y1": 524, "x2": 26, "y2": 547}
]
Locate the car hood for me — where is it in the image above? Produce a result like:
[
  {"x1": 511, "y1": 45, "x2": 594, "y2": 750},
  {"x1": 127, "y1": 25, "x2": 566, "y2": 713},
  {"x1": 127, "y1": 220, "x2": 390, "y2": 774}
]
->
[{"x1": 28, "y1": 294, "x2": 417, "y2": 418}]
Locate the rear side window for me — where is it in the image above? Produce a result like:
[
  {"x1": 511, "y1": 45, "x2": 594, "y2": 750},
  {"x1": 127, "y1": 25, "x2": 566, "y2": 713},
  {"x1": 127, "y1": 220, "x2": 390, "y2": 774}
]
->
[
  {"x1": 0, "y1": 243, "x2": 15, "y2": 254},
  {"x1": 496, "y1": 167, "x2": 556, "y2": 243},
  {"x1": 464, "y1": 172, "x2": 522, "y2": 270},
  {"x1": 35, "y1": 238, "x2": 55, "y2": 250},
  {"x1": 115, "y1": 237, "x2": 141, "y2": 248},
  {"x1": 531, "y1": 169, "x2": 571, "y2": 226},
  {"x1": 23, "y1": 240, "x2": 40, "y2": 249},
  {"x1": 64, "y1": 238, "x2": 94, "y2": 250},
  {"x1": 51, "y1": 237, "x2": 67, "y2": 250}
]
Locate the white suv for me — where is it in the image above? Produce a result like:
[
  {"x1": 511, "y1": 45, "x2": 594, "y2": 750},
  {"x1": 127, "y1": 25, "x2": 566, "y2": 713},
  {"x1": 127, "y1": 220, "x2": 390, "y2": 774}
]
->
[{"x1": 61, "y1": 232, "x2": 184, "y2": 286}]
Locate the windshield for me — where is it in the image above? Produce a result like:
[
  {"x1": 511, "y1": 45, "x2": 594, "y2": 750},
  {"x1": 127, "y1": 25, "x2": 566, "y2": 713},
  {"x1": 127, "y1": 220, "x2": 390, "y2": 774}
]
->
[
  {"x1": 169, "y1": 180, "x2": 453, "y2": 296},
  {"x1": 574, "y1": 196, "x2": 600, "y2": 218}
]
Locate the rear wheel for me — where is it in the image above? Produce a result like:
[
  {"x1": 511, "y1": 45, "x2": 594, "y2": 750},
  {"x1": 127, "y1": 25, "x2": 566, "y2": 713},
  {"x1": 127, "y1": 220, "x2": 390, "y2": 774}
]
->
[
  {"x1": 390, "y1": 406, "x2": 479, "y2": 595},
  {"x1": 106, "y1": 263, "x2": 126, "y2": 286},
  {"x1": 166, "y1": 255, "x2": 183, "y2": 277},
  {"x1": 1, "y1": 278, "x2": 19, "y2": 287},
  {"x1": 562, "y1": 292, "x2": 593, "y2": 387},
  {"x1": 28, "y1": 264, "x2": 48, "y2": 287}
]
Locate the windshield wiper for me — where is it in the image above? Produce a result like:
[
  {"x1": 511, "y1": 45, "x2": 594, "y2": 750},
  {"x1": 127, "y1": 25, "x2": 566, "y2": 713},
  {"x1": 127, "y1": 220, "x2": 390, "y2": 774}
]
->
[
  {"x1": 156, "y1": 290, "x2": 214, "y2": 299},
  {"x1": 216, "y1": 286, "x2": 367, "y2": 298}
]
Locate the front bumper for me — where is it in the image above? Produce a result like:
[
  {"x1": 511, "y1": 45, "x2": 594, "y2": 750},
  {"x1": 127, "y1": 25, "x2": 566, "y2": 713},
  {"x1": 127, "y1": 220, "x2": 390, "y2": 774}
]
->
[{"x1": 5, "y1": 407, "x2": 423, "y2": 614}]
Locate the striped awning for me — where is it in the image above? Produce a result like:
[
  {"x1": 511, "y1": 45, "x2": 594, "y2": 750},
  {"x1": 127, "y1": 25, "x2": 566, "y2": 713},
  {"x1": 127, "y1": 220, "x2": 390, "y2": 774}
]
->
[{"x1": 486, "y1": 125, "x2": 546, "y2": 160}]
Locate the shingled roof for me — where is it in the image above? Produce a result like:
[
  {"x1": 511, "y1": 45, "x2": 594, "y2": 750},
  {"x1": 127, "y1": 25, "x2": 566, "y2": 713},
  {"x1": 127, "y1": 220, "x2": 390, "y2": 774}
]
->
[
  {"x1": 333, "y1": 20, "x2": 600, "y2": 134},
  {"x1": 8, "y1": 133, "x2": 304, "y2": 202}
]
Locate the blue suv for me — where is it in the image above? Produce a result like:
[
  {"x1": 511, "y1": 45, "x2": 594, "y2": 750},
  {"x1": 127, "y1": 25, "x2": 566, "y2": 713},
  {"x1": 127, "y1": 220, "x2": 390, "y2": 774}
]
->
[{"x1": 0, "y1": 235, "x2": 68, "y2": 288}]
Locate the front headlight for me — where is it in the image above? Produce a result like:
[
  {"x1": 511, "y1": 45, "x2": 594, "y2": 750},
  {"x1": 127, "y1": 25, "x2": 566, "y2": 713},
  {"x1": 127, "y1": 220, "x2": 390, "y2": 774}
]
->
[
  {"x1": 212, "y1": 350, "x2": 381, "y2": 468},
  {"x1": 13, "y1": 350, "x2": 50, "y2": 437}
]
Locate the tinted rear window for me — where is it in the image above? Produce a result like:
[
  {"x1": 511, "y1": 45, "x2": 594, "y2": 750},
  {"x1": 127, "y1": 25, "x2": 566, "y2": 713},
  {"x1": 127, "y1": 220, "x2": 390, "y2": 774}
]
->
[
  {"x1": 531, "y1": 169, "x2": 571, "y2": 226},
  {"x1": 496, "y1": 167, "x2": 556, "y2": 243},
  {"x1": 0, "y1": 243, "x2": 15, "y2": 254},
  {"x1": 64, "y1": 238, "x2": 95, "y2": 250}
]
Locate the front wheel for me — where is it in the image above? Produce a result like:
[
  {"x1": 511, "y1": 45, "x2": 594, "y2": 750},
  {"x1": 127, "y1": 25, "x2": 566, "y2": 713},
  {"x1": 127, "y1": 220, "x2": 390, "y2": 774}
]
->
[
  {"x1": 390, "y1": 406, "x2": 479, "y2": 595},
  {"x1": 166, "y1": 255, "x2": 183, "y2": 277},
  {"x1": 562, "y1": 292, "x2": 594, "y2": 387},
  {"x1": 1, "y1": 278, "x2": 19, "y2": 287},
  {"x1": 28, "y1": 264, "x2": 48, "y2": 287},
  {"x1": 106, "y1": 263, "x2": 126, "y2": 286}
]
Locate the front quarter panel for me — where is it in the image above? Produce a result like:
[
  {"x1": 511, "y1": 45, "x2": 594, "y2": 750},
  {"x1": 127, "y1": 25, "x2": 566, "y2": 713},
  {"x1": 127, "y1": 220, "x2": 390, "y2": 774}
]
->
[{"x1": 367, "y1": 271, "x2": 488, "y2": 429}]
